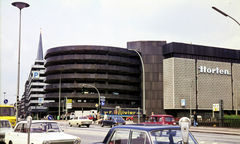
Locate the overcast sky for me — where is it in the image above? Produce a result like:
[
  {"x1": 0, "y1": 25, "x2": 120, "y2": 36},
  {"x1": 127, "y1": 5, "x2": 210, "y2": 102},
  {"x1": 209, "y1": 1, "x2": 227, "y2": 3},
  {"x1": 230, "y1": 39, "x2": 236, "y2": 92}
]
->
[{"x1": 1, "y1": 0, "x2": 240, "y2": 105}]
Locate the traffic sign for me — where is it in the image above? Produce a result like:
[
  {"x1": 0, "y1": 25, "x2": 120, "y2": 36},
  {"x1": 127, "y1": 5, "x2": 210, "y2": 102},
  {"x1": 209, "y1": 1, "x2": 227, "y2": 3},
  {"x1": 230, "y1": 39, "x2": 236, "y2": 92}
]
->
[
  {"x1": 67, "y1": 99, "x2": 72, "y2": 103},
  {"x1": 100, "y1": 96, "x2": 105, "y2": 99},
  {"x1": 4, "y1": 99, "x2": 8, "y2": 104},
  {"x1": 48, "y1": 115, "x2": 53, "y2": 120},
  {"x1": 181, "y1": 99, "x2": 186, "y2": 106},
  {"x1": 66, "y1": 103, "x2": 72, "y2": 109},
  {"x1": 213, "y1": 104, "x2": 219, "y2": 111},
  {"x1": 101, "y1": 101, "x2": 105, "y2": 106},
  {"x1": 100, "y1": 99, "x2": 105, "y2": 102},
  {"x1": 38, "y1": 98, "x2": 44, "y2": 104}
]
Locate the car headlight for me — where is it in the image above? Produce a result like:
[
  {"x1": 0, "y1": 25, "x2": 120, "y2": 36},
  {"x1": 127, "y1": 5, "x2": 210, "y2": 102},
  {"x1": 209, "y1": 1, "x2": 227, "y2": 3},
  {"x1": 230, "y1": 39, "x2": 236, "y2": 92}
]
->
[
  {"x1": 42, "y1": 141, "x2": 50, "y2": 144},
  {"x1": 74, "y1": 137, "x2": 81, "y2": 144}
]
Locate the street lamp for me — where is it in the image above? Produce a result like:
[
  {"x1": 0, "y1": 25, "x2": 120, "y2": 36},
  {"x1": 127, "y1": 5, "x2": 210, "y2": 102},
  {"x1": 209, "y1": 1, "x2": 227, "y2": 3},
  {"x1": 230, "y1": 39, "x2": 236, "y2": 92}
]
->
[
  {"x1": 82, "y1": 84, "x2": 100, "y2": 109},
  {"x1": 59, "y1": 65, "x2": 64, "y2": 120},
  {"x1": 129, "y1": 49, "x2": 146, "y2": 115},
  {"x1": 12, "y1": 1, "x2": 30, "y2": 123},
  {"x1": 212, "y1": 6, "x2": 240, "y2": 115},
  {"x1": 3, "y1": 92, "x2": 6, "y2": 101},
  {"x1": 212, "y1": 6, "x2": 240, "y2": 26}
]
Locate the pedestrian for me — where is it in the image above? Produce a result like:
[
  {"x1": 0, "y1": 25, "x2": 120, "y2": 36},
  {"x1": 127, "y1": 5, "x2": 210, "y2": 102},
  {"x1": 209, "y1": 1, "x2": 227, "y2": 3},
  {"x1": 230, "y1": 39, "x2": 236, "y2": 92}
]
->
[
  {"x1": 93, "y1": 113, "x2": 97, "y2": 124},
  {"x1": 104, "y1": 113, "x2": 107, "y2": 120},
  {"x1": 151, "y1": 112, "x2": 154, "y2": 115},
  {"x1": 193, "y1": 111, "x2": 197, "y2": 127}
]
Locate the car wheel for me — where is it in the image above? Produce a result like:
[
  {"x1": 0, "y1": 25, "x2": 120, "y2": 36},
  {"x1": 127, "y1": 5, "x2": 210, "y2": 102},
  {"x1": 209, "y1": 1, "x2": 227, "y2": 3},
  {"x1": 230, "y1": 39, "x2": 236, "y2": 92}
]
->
[
  {"x1": 9, "y1": 141, "x2": 13, "y2": 144},
  {"x1": 110, "y1": 125, "x2": 113, "y2": 128},
  {"x1": 101, "y1": 123, "x2": 104, "y2": 127},
  {"x1": 87, "y1": 125, "x2": 90, "y2": 128}
]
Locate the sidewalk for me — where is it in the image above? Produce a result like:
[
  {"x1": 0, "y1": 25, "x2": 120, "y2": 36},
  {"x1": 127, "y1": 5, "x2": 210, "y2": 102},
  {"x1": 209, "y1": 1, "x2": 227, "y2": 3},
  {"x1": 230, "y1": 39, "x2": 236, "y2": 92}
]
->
[{"x1": 190, "y1": 126, "x2": 240, "y2": 135}]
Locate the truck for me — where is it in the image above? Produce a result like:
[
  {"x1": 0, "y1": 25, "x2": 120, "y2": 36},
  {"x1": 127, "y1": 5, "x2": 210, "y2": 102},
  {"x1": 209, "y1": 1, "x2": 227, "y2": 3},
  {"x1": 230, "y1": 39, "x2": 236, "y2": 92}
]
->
[{"x1": 70, "y1": 110, "x2": 97, "y2": 119}]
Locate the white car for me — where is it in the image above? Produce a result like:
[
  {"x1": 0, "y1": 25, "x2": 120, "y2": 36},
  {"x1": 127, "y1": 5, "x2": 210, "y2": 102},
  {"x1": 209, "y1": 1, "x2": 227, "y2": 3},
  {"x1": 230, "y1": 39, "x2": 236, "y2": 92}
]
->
[
  {"x1": 69, "y1": 116, "x2": 92, "y2": 127},
  {"x1": 0, "y1": 119, "x2": 13, "y2": 142},
  {"x1": 5, "y1": 120, "x2": 81, "y2": 144}
]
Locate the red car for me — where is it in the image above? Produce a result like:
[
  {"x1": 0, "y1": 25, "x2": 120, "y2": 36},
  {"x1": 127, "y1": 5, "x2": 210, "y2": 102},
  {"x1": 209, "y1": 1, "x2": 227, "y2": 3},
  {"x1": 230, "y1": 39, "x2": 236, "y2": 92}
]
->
[
  {"x1": 87, "y1": 115, "x2": 94, "y2": 120},
  {"x1": 141, "y1": 114, "x2": 176, "y2": 125},
  {"x1": 126, "y1": 116, "x2": 133, "y2": 121}
]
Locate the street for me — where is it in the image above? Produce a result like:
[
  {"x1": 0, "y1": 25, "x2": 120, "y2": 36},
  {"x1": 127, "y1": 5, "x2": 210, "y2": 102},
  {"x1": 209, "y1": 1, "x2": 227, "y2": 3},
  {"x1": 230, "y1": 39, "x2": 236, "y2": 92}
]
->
[{"x1": 56, "y1": 120, "x2": 240, "y2": 144}]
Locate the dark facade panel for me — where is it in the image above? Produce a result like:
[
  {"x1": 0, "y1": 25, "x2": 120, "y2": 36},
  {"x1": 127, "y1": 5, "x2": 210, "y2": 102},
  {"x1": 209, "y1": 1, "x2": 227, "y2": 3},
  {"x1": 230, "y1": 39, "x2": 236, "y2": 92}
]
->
[{"x1": 163, "y1": 42, "x2": 240, "y2": 63}]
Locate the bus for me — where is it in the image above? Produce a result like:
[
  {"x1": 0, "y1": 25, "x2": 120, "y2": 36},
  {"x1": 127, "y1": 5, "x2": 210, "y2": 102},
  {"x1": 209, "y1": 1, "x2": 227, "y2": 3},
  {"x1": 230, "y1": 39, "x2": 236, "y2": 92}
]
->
[{"x1": 0, "y1": 105, "x2": 16, "y2": 127}]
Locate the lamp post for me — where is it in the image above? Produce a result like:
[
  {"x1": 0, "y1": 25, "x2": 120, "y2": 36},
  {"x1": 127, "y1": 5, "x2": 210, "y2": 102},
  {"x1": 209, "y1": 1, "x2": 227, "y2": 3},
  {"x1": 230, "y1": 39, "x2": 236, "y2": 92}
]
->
[
  {"x1": 82, "y1": 84, "x2": 100, "y2": 108},
  {"x1": 3, "y1": 92, "x2": 6, "y2": 101},
  {"x1": 12, "y1": 1, "x2": 30, "y2": 123},
  {"x1": 58, "y1": 65, "x2": 64, "y2": 120},
  {"x1": 212, "y1": 6, "x2": 240, "y2": 115},
  {"x1": 212, "y1": 7, "x2": 240, "y2": 26},
  {"x1": 129, "y1": 49, "x2": 146, "y2": 115},
  {"x1": 190, "y1": 81, "x2": 192, "y2": 118}
]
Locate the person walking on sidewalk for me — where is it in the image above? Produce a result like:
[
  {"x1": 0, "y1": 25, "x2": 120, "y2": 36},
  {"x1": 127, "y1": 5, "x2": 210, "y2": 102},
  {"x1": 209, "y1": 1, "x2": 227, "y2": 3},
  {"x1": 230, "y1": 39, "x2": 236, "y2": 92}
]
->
[{"x1": 193, "y1": 111, "x2": 197, "y2": 127}]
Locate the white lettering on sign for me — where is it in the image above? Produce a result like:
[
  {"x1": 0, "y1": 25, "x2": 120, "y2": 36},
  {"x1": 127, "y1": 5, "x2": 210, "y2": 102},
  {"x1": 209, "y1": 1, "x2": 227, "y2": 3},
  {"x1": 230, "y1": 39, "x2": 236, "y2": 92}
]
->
[{"x1": 198, "y1": 66, "x2": 231, "y2": 75}]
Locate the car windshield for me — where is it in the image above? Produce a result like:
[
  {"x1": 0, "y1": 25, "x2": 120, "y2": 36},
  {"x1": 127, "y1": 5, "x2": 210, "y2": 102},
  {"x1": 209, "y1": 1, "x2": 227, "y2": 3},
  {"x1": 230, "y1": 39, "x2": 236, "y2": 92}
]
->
[
  {"x1": 165, "y1": 117, "x2": 174, "y2": 122},
  {"x1": 30, "y1": 122, "x2": 61, "y2": 133},
  {"x1": 0, "y1": 107, "x2": 14, "y2": 116},
  {"x1": 113, "y1": 117, "x2": 124, "y2": 121},
  {"x1": 0, "y1": 121, "x2": 11, "y2": 128},
  {"x1": 150, "y1": 129, "x2": 195, "y2": 144}
]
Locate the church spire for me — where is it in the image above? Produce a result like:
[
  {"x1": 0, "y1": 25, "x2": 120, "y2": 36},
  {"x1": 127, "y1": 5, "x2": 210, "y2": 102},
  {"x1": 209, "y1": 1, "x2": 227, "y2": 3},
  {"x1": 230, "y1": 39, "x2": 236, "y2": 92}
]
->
[{"x1": 36, "y1": 29, "x2": 43, "y2": 60}]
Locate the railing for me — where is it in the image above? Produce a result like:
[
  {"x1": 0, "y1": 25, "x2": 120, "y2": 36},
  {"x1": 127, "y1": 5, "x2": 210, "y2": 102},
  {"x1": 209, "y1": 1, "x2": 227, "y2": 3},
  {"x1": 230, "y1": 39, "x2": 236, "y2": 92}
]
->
[{"x1": 197, "y1": 118, "x2": 240, "y2": 128}]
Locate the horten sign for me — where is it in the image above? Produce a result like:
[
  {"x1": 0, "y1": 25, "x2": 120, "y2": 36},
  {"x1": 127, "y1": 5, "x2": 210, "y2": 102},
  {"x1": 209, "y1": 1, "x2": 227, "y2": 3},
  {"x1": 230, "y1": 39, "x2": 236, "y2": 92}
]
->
[{"x1": 198, "y1": 66, "x2": 231, "y2": 75}]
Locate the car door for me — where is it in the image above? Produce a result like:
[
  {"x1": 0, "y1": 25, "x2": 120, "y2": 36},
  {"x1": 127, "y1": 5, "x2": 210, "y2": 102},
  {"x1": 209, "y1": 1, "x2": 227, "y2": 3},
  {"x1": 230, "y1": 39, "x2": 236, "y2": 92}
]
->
[
  {"x1": 104, "y1": 117, "x2": 111, "y2": 126},
  {"x1": 131, "y1": 130, "x2": 151, "y2": 144},
  {"x1": 11, "y1": 123, "x2": 28, "y2": 143},
  {"x1": 108, "y1": 129, "x2": 130, "y2": 144}
]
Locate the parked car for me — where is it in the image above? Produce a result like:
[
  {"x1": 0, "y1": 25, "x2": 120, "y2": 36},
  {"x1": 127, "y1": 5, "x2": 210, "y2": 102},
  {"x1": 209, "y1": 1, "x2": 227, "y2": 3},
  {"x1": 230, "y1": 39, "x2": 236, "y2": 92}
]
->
[
  {"x1": 0, "y1": 119, "x2": 13, "y2": 143},
  {"x1": 87, "y1": 115, "x2": 94, "y2": 120},
  {"x1": 141, "y1": 114, "x2": 177, "y2": 125},
  {"x1": 100, "y1": 116, "x2": 126, "y2": 127},
  {"x1": 5, "y1": 120, "x2": 81, "y2": 144},
  {"x1": 69, "y1": 116, "x2": 92, "y2": 127},
  {"x1": 126, "y1": 115, "x2": 134, "y2": 121},
  {"x1": 91, "y1": 124, "x2": 198, "y2": 144}
]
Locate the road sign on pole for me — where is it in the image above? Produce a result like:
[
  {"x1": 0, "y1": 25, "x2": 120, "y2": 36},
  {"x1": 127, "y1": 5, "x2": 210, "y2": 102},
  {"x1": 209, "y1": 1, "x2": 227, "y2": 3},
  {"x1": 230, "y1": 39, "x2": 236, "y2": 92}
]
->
[
  {"x1": 101, "y1": 101, "x2": 105, "y2": 105},
  {"x1": 66, "y1": 99, "x2": 72, "y2": 109},
  {"x1": 4, "y1": 99, "x2": 8, "y2": 104}
]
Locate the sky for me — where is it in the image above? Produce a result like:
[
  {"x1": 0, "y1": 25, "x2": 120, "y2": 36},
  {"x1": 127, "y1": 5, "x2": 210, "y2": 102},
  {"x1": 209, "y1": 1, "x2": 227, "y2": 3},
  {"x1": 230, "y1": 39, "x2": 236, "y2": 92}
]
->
[{"x1": 0, "y1": 0, "x2": 240, "y2": 105}]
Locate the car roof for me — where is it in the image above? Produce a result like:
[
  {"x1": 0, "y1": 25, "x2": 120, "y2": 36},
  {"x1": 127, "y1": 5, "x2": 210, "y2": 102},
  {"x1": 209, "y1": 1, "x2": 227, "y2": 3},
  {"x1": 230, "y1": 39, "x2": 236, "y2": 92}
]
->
[
  {"x1": 0, "y1": 119, "x2": 10, "y2": 122},
  {"x1": 111, "y1": 124, "x2": 180, "y2": 132},
  {"x1": 17, "y1": 120, "x2": 58, "y2": 124}
]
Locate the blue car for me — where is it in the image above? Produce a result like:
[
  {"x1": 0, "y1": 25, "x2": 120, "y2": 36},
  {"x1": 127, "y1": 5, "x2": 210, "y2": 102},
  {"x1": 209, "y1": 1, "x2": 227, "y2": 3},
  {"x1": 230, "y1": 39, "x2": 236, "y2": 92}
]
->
[
  {"x1": 100, "y1": 116, "x2": 126, "y2": 127},
  {"x1": 92, "y1": 124, "x2": 198, "y2": 144}
]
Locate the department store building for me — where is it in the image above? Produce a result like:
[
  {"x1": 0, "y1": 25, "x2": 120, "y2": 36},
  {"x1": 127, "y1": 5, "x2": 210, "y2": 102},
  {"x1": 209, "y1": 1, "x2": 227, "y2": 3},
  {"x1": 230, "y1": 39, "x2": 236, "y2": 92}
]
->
[{"x1": 43, "y1": 41, "x2": 240, "y2": 119}]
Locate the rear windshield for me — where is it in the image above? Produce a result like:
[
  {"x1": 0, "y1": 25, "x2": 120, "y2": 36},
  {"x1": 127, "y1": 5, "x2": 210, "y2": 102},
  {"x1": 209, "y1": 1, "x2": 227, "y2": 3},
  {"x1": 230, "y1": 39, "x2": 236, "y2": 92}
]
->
[
  {"x1": 0, "y1": 107, "x2": 14, "y2": 116},
  {"x1": 165, "y1": 117, "x2": 174, "y2": 122}
]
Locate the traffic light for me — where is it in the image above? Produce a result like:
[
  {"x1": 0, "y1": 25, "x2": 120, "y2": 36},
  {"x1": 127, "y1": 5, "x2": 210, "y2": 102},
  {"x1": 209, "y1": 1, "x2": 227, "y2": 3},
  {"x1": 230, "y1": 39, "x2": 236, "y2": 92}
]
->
[
  {"x1": 82, "y1": 87, "x2": 84, "y2": 94},
  {"x1": 97, "y1": 104, "x2": 102, "y2": 112},
  {"x1": 219, "y1": 99, "x2": 224, "y2": 119}
]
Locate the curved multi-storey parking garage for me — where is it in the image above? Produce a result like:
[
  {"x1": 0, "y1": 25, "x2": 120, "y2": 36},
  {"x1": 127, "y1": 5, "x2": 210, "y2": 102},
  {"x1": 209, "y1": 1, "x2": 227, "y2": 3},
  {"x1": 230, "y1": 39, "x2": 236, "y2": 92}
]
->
[{"x1": 43, "y1": 45, "x2": 141, "y2": 116}]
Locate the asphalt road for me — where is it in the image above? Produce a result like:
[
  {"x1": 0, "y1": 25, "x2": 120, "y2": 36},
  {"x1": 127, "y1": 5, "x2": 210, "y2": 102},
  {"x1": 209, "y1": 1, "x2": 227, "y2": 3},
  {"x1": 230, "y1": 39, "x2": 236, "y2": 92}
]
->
[{"x1": 57, "y1": 120, "x2": 240, "y2": 144}]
